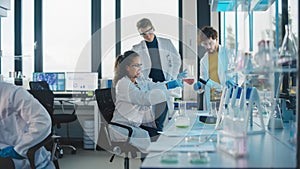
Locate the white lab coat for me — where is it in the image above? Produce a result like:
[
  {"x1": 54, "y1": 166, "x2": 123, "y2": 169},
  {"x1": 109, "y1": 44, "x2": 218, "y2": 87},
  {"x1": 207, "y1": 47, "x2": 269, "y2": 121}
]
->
[
  {"x1": 0, "y1": 82, "x2": 54, "y2": 169},
  {"x1": 200, "y1": 45, "x2": 231, "y2": 110},
  {"x1": 109, "y1": 76, "x2": 171, "y2": 152},
  {"x1": 132, "y1": 37, "x2": 182, "y2": 114}
]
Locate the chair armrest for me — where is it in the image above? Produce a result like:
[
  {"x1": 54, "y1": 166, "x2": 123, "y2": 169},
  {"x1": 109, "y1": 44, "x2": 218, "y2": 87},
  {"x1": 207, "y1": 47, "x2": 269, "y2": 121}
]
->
[
  {"x1": 57, "y1": 100, "x2": 77, "y2": 115},
  {"x1": 109, "y1": 122, "x2": 133, "y2": 143},
  {"x1": 26, "y1": 134, "x2": 52, "y2": 169}
]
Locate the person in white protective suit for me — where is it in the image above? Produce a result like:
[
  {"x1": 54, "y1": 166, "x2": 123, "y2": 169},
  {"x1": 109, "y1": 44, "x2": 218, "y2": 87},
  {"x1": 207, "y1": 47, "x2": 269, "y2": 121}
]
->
[
  {"x1": 0, "y1": 82, "x2": 55, "y2": 169},
  {"x1": 109, "y1": 50, "x2": 184, "y2": 152},
  {"x1": 194, "y1": 26, "x2": 243, "y2": 111},
  {"x1": 131, "y1": 18, "x2": 185, "y2": 131}
]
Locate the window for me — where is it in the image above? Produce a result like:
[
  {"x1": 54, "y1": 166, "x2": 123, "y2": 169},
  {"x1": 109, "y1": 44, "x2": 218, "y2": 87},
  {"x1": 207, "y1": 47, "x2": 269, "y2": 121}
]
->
[
  {"x1": 1, "y1": 0, "x2": 14, "y2": 78},
  {"x1": 101, "y1": 0, "x2": 115, "y2": 78},
  {"x1": 100, "y1": 0, "x2": 179, "y2": 79},
  {"x1": 221, "y1": 2, "x2": 278, "y2": 53},
  {"x1": 22, "y1": 0, "x2": 34, "y2": 80},
  {"x1": 288, "y1": 0, "x2": 298, "y2": 40},
  {"x1": 43, "y1": 0, "x2": 91, "y2": 72},
  {"x1": 121, "y1": 0, "x2": 179, "y2": 52},
  {"x1": 222, "y1": 12, "x2": 236, "y2": 51},
  {"x1": 253, "y1": 2, "x2": 277, "y2": 53}
]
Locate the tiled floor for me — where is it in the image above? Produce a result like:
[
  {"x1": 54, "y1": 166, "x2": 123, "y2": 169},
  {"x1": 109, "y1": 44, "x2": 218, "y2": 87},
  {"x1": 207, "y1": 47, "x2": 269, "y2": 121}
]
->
[{"x1": 58, "y1": 148, "x2": 141, "y2": 169}]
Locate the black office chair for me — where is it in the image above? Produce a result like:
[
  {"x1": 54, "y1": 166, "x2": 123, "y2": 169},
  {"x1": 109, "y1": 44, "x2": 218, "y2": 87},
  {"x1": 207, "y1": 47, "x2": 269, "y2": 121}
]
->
[
  {"x1": 27, "y1": 90, "x2": 60, "y2": 169},
  {"x1": 0, "y1": 157, "x2": 15, "y2": 169},
  {"x1": 29, "y1": 81, "x2": 50, "y2": 90},
  {"x1": 95, "y1": 88, "x2": 139, "y2": 169},
  {"x1": 29, "y1": 81, "x2": 77, "y2": 157},
  {"x1": 27, "y1": 133, "x2": 60, "y2": 169}
]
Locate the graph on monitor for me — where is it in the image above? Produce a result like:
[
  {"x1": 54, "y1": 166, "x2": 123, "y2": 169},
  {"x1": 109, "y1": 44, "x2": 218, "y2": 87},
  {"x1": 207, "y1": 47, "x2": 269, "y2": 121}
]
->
[{"x1": 65, "y1": 72, "x2": 98, "y2": 91}]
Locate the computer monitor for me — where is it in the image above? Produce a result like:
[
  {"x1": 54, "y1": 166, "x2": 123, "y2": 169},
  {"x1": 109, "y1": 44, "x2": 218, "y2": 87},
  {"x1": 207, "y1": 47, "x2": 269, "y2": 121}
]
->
[
  {"x1": 65, "y1": 72, "x2": 98, "y2": 91},
  {"x1": 32, "y1": 72, "x2": 65, "y2": 91}
]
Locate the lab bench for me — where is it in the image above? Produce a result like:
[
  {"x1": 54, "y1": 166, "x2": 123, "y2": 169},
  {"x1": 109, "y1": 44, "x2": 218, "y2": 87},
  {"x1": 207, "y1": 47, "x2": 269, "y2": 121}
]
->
[{"x1": 141, "y1": 110, "x2": 296, "y2": 168}]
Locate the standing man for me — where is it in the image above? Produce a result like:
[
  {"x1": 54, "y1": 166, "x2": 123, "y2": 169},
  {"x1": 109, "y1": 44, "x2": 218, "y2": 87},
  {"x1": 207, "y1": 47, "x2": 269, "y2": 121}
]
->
[
  {"x1": 196, "y1": 26, "x2": 237, "y2": 110},
  {"x1": 132, "y1": 18, "x2": 183, "y2": 131},
  {"x1": 0, "y1": 82, "x2": 55, "y2": 169}
]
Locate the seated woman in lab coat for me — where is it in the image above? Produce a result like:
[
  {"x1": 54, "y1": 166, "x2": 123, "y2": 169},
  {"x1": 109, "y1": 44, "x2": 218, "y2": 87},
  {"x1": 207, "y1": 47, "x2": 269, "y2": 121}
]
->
[
  {"x1": 0, "y1": 82, "x2": 55, "y2": 169},
  {"x1": 109, "y1": 50, "x2": 183, "y2": 153}
]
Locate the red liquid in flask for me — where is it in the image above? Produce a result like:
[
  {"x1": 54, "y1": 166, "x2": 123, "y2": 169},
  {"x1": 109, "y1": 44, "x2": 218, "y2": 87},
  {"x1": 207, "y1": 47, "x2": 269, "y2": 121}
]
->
[{"x1": 183, "y1": 78, "x2": 194, "y2": 85}]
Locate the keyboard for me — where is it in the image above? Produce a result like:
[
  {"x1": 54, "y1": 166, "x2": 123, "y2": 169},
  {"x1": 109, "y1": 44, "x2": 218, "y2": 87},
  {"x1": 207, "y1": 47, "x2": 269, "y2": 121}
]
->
[{"x1": 53, "y1": 91, "x2": 89, "y2": 98}]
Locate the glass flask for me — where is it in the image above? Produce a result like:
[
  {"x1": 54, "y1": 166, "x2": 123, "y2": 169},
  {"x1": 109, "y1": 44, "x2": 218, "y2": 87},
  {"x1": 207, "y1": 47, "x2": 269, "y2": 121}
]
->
[
  {"x1": 182, "y1": 65, "x2": 195, "y2": 85},
  {"x1": 253, "y1": 40, "x2": 266, "y2": 71},
  {"x1": 260, "y1": 89, "x2": 272, "y2": 117},
  {"x1": 175, "y1": 101, "x2": 190, "y2": 128},
  {"x1": 267, "y1": 98, "x2": 284, "y2": 129},
  {"x1": 210, "y1": 101, "x2": 217, "y2": 117},
  {"x1": 244, "y1": 52, "x2": 253, "y2": 74},
  {"x1": 276, "y1": 24, "x2": 298, "y2": 72}
]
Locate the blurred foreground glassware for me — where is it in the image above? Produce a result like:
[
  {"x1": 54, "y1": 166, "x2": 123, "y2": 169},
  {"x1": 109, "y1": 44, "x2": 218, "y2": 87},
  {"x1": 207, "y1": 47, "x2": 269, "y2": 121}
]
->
[
  {"x1": 267, "y1": 98, "x2": 284, "y2": 129},
  {"x1": 289, "y1": 120, "x2": 297, "y2": 145},
  {"x1": 252, "y1": 39, "x2": 278, "y2": 73},
  {"x1": 276, "y1": 24, "x2": 298, "y2": 72}
]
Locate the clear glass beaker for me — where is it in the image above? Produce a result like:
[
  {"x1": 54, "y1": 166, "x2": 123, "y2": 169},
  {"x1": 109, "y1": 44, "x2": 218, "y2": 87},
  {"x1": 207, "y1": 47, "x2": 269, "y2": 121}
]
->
[{"x1": 175, "y1": 101, "x2": 190, "y2": 128}]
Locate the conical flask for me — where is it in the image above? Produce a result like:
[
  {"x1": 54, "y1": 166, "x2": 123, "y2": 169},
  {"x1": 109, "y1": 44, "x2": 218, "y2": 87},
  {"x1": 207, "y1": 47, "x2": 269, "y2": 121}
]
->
[{"x1": 276, "y1": 24, "x2": 298, "y2": 72}]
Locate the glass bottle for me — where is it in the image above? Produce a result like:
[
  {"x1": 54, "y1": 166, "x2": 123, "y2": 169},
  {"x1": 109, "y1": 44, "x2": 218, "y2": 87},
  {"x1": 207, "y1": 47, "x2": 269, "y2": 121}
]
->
[
  {"x1": 253, "y1": 40, "x2": 266, "y2": 71},
  {"x1": 243, "y1": 52, "x2": 253, "y2": 74},
  {"x1": 277, "y1": 24, "x2": 298, "y2": 72}
]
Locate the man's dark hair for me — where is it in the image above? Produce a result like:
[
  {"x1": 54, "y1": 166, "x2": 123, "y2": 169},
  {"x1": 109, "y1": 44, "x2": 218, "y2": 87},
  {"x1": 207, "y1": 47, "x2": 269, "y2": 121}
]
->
[{"x1": 199, "y1": 26, "x2": 218, "y2": 41}]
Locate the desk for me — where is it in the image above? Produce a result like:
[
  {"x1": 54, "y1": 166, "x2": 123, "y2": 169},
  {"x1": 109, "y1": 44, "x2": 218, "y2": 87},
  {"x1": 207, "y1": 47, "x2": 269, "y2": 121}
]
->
[
  {"x1": 54, "y1": 98, "x2": 100, "y2": 150},
  {"x1": 75, "y1": 100, "x2": 100, "y2": 150},
  {"x1": 141, "y1": 110, "x2": 296, "y2": 168}
]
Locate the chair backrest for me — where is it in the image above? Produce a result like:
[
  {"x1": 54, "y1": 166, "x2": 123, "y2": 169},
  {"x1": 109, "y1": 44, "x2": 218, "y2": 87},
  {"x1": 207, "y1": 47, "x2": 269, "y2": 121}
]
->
[
  {"x1": 95, "y1": 88, "x2": 115, "y2": 124},
  {"x1": 28, "y1": 90, "x2": 55, "y2": 124},
  {"x1": 95, "y1": 88, "x2": 140, "y2": 160},
  {"x1": 29, "y1": 81, "x2": 50, "y2": 91},
  {"x1": 26, "y1": 90, "x2": 59, "y2": 169}
]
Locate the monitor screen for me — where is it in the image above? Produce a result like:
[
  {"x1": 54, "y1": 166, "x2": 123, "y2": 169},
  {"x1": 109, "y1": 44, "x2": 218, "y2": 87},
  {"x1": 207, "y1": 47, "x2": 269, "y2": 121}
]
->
[
  {"x1": 65, "y1": 72, "x2": 98, "y2": 91},
  {"x1": 32, "y1": 72, "x2": 65, "y2": 91}
]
